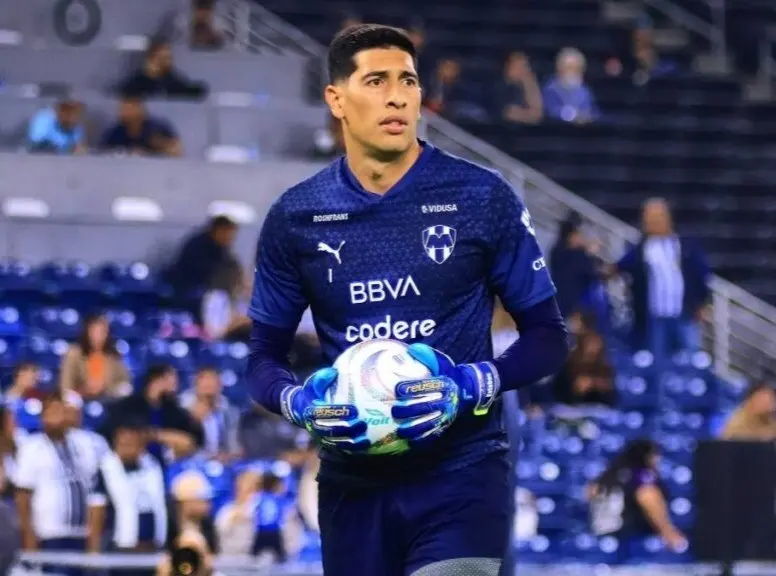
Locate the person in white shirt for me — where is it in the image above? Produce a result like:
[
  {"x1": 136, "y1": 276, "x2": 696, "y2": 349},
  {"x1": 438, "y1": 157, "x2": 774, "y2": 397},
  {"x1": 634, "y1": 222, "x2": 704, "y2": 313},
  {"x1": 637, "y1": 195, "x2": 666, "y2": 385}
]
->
[
  {"x1": 14, "y1": 392, "x2": 100, "y2": 576},
  {"x1": 214, "y1": 469, "x2": 260, "y2": 556}
]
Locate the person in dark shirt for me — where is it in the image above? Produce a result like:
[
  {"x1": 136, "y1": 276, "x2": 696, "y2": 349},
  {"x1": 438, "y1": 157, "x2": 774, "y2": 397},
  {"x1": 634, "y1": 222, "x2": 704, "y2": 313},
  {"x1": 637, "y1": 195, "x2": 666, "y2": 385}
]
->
[
  {"x1": 166, "y1": 215, "x2": 239, "y2": 307},
  {"x1": 587, "y1": 439, "x2": 686, "y2": 553},
  {"x1": 100, "y1": 95, "x2": 182, "y2": 157},
  {"x1": 494, "y1": 52, "x2": 543, "y2": 124},
  {"x1": 119, "y1": 39, "x2": 207, "y2": 99},
  {"x1": 190, "y1": 0, "x2": 224, "y2": 51},
  {"x1": 99, "y1": 365, "x2": 203, "y2": 468},
  {"x1": 550, "y1": 213, "x2": 600, "y2": 319}
]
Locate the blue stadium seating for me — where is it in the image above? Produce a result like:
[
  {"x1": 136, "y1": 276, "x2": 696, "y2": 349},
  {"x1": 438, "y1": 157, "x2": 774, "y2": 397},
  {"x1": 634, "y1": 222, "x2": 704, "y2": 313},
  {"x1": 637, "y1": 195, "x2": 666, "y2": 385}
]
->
[{"x1": 0, "y1": 259, "x2": 742, "y2": 564}]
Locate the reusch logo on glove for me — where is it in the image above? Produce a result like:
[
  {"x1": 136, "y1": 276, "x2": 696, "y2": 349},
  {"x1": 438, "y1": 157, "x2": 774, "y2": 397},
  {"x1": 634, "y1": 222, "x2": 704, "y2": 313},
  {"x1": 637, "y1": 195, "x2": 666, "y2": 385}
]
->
[
  {"x1": 401, "y1": 379, "x2": 446, "y2": 395},
  {"x1": 312, "y1": 406, "x2": 354, "y2": 418}
]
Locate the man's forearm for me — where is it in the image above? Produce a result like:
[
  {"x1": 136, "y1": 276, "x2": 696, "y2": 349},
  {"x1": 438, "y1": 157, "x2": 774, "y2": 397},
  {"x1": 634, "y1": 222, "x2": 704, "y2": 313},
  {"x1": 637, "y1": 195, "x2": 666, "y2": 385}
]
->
[
  {"x1": 246, "y1": 321, "x2": 299, "y2": 415},
  {"x1": 493, "y1": 296, "x2": 570, "y2": 392}
]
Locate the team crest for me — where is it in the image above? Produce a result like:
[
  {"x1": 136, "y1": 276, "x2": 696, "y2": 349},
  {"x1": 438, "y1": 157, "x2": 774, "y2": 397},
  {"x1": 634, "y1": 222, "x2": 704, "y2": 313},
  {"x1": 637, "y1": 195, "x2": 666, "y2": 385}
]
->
[{"x1": 422, "y1": 225, "x2": 457, "y2": 264}]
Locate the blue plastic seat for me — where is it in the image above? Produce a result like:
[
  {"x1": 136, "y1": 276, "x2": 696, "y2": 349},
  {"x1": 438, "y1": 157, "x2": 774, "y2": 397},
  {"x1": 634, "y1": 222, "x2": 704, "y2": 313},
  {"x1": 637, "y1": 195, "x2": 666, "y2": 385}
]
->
[
  {"x1": 26, "y1": 334, "x2": 69, "y2": 370},
  {"x1": 145, "y1": 339, "x2": 195, "y2": 373},
  {"x1": 0, "y1": 307, "x2": 23, "y2": 337},
  {"x1": 0, "y1": 337, "x2": 21, "y2": 368},
  {"x1": 30, "y1": 307, "x2": 81, "y2": 339},
  {"x1": 516, "y1": 458, "x2": 568, "y2": 496}
]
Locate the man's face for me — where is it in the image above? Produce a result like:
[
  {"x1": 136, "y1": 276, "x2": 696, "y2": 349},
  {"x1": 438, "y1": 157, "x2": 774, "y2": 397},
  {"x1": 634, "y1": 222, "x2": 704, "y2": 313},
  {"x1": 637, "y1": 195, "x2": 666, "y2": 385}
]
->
[
  {"x1": 57, "y1": 103, "x2": 82, "y2": 131},
  {"x1": 558, "y1": 57, "x2": 584, "y2": 84},
  {"x1": 326, "y1": 48, "x2": 421, "y2": 158},
  {"x1": 150, "y1": 44, "x2": 173, "y2": 73},
  {"x1": 438, "y1": 59, "x2": 460, "y2": 83},
  {"x1": 114, "y1": 428, "x2": 144, "y2": 461},
  {"x1": 642, "y1": 202, "x2": 672, "y2": 236},
  {"x1": 750, "y1": 388, "x2": 776, "y2": 417},
  {"x1": 119, "y1": 99, "x2": 145, "y2": 124},
  {"x1": 213, "y1": 226, "x2": 236, "y2": 248},
  {"x1": 42, "y1": 401, "x2": 66, "y2": 433},
  {"x1": 505, "y1": 54, "x2": 529, "y2": 81},
  {"x1": 196, "y1": 371, "x2": 221, "y2": 404}
]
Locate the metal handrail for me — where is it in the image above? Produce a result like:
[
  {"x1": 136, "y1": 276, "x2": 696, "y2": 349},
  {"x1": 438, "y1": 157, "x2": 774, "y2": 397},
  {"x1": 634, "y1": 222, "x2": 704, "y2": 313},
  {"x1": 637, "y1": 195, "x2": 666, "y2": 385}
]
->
[
  {"x1": 642, "y1": 0, "x2": 727, "y2": 60},
  {"x1": 245, "y1": 0, "x2": 776, "y2": 379}
]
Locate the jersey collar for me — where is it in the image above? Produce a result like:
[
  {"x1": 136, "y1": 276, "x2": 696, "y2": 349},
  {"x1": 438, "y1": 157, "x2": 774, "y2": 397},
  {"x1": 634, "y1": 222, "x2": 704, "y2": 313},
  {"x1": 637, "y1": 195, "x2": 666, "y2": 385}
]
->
[{"x1": 339, "y1": 139, "x2": 435, "y2": 201}]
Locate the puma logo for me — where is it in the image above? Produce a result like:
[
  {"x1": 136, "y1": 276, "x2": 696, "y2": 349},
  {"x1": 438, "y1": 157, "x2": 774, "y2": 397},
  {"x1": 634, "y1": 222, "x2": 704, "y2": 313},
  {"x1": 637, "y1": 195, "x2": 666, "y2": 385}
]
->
[{"x1": 317, "y1": 241, "x2": 345, "y2": 265}]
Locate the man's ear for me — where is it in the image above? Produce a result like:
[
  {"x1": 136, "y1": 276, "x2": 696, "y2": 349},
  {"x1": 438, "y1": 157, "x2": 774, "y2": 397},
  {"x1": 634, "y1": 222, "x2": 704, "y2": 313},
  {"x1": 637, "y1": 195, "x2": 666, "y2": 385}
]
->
[{"x1": 324, "y1": 85, "x2": 345, "y2": 120}]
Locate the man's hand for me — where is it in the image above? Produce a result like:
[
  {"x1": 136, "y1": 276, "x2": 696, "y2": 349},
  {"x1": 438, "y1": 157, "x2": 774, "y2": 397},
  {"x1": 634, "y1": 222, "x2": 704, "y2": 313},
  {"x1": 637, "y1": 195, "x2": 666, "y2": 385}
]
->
[
  {"x1": 391, "y1": 344, "x2": 501, "y2": 444},
  {"x1": 280, "y1": 368, "x2": 370, "y2": 453}
]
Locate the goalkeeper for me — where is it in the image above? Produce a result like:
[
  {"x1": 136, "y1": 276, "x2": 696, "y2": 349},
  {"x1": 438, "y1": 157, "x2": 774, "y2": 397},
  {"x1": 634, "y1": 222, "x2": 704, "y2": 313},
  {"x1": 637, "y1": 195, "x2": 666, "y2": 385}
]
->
[{"x1": 246, "y1": 24, "x2": 569, "y2": 576}]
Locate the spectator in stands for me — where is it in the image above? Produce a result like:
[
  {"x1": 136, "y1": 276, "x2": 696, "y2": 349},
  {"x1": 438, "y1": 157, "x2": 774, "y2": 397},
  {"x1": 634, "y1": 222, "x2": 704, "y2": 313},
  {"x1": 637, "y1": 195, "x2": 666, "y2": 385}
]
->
[
  {"x1": 15, "y1": 393, "x2": 100, "y2": 570},
  {"x1": 425, "y1": 58, "x2": 485, "y2": 121},
  {"x1": 201, "y1": 262, "x2": 251, "y2": 341},
  {"x1": 721, "y1": 382, "x2": 776, "y2": 441},
  {"x1": 27, "y1": 98, "x2": 86, "y2": 154},
  {"x1": 405, "y1": 21, "x2": 432, "y2": 89},
  {"x1": 167, "y1": 215, "x2": 239, "y2": 308},
  {"x1": 553, "y1": 327, "x2": 615, "y2": 406},
  {"x1": 214, "y1": 469, "x2": 260, "y2": 556},
  {"x1": 179, "y1": 367, "x2": 240, "y2": 461},
  {"x1": 614, "y1": 198, "x2": 711, "y2": 360},
  {"x1": 495, "y1": 51, "x2": 543, "y2": 125},
  {"x1": 550, "y1": 213, "x2": 600, "y2": 319},
  {"x1": 606, "y1": 20, "x2": 677, "y2": 86},
  {"x1": 190, "y1": 0, "x2": 224, "y2": 51},
  {"x1": 169, "y1": 470, "x2": 219, "y2": 553},
  {"x1": 88, "y1": 418, "x2": 167, "y2": 559},
  {"x1": 588, "y1": 439, "x2": 686, "y2": 553},
  {"x1": 251, "y1": 471, "x2": 289, "y2": 563},
  {"x1": 100, "y1": 94, "x2": 183, "y2": 157},
  {"x1": 120, "y1": 39, "x2": 208, "y2": 99},
  {"x1": 238, "y1": 405, "x2": 312, "y2": 466},
  {"x1": 60, "y1": 313, "x2": 131, "y2": 400},
  {"x1": 100, "y1": 365, "x2": 203, "y2": 467},
  {"x1": 543, "y1": 47, "x2": 599, "y2": 124},
  {"x1": 3, "y1": 361, "x2": 40, "y2": 404}
]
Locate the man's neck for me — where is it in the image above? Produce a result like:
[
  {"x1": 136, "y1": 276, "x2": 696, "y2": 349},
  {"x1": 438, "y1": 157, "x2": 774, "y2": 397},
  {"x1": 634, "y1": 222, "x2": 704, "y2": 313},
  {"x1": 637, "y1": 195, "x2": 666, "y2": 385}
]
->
[
  {"x1": 345, "y1": 140, "x2": 422, "y2": 195},
  {"x1": 46, "y1": 429, "x2": 66, "y2": 442}
]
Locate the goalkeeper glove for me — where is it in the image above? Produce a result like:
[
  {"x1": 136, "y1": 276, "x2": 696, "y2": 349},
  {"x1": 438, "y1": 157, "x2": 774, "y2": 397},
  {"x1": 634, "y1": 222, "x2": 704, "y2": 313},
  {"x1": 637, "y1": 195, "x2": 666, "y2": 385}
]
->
[
  {"x1": 280, "y1": 367, "x2": 370, "y2": 452},
  {"x1": 391, "y1": 344, "x2": 501, "y2": 443}
]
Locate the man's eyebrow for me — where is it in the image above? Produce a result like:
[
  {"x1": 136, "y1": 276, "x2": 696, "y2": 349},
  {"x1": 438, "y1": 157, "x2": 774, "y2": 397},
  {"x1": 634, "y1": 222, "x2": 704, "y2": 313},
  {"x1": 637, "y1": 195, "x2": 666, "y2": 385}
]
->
[{"x1": 360, "y1": 70, "x2": 419, "y2": 80}]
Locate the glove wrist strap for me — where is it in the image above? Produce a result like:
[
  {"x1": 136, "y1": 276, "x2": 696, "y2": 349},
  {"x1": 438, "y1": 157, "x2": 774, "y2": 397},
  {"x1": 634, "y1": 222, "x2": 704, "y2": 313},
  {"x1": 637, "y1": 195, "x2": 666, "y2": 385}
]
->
[
  {"x1": 462, "y1": 362, "x2": 501, "y2": 416},
  {"x1": 280, "y1": 385, "x2": 303, "y2": 427}
]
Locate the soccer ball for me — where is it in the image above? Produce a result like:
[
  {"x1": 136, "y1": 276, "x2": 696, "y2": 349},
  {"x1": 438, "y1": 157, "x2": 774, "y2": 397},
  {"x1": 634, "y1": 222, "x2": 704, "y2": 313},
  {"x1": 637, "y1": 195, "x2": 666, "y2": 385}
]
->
[{"x1": 328, "y1": 339, "x2": 432, "y2": 455}]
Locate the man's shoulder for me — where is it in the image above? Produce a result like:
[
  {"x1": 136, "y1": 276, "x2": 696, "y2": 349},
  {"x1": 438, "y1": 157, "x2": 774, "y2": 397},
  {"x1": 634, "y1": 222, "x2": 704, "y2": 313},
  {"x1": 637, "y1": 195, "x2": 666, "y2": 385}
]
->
[
  {"x1": 426, "y1": 146, "x2": 513, "y2": 201},
  {"x1": 275, "y1": 160, "x2": 341, "y2": 208}
]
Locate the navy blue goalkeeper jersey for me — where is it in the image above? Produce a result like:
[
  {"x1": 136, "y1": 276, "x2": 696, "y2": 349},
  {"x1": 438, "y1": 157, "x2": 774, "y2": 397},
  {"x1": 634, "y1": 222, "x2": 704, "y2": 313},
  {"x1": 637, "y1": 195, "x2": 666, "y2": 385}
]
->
[{"x1": 249, "y1": 142, "x2": 556, "y2": 485}]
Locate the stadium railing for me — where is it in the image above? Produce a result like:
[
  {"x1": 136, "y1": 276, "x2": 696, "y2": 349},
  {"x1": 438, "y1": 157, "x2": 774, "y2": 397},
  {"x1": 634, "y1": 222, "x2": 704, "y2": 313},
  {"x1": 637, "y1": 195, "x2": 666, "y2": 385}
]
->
[{"x1": 239, "y1": 0, "x2": 776, "y2": 383}]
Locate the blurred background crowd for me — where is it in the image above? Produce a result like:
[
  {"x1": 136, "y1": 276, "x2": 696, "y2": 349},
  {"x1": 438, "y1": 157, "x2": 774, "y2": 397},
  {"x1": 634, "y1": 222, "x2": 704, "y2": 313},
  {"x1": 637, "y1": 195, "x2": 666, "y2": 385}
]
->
[{"x1": 0, "y1": 0, "x2": 776, "y2": 575}]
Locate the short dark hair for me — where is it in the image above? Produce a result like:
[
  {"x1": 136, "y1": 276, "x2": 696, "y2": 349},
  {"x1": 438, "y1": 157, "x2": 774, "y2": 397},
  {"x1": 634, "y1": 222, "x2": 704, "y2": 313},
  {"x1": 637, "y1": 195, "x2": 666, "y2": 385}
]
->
[
  {"x1": 208, "y1": 215, "x2": 237, "y2": 232},
  {"x1": 327, "y1": 24, "x2": 417, "y2": 83},
  {"x1": 142, "y1": 363, "x2": 175, "y2": 391},
  {"x1": 42, "y1": 391, "x2": 64, "y2": 410}
]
